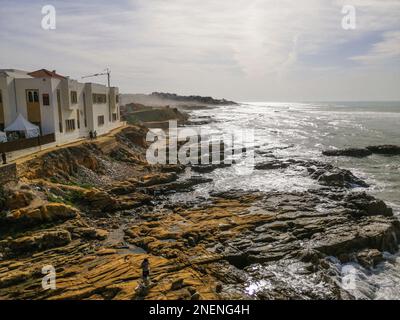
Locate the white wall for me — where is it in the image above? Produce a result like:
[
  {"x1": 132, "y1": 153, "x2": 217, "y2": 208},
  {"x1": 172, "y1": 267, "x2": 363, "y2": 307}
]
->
[
  {"x1": 14, "y1": 77, "x2": 55, "y2": 135},
  {"x1": 1, "y1": 74, "x2": 122, "y2": 149},
  {"x1": 86, "y1": 83, "x2": 121, "y2": 135},
  {"x1": 0, "y1": 75, "x2": 18, "y2": 127}
]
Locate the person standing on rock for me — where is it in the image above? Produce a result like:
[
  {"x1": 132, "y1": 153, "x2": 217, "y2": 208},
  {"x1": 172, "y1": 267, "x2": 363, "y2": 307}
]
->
[
  {"x1": 141, "y1": 258, "x2": 150, "y2": 285},
  {"x1": 1, "y1": 152, "x2": 6, "y2": 165}
]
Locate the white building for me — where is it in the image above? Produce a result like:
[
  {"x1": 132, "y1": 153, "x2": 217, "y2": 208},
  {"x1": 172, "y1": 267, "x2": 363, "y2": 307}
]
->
[{"x1": 0, "y1": 69, "x2": 121, "y2": 144}]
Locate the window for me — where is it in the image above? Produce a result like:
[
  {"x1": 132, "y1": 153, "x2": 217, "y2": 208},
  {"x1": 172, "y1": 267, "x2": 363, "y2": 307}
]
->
[
  {"x1": 116, "y1": 95, "x2": 119, "y2": 103},
  {"x1": 57, "y1": 90, "x2": 63, "y2": 133},
  {"x1": 83, "y1": 93, "x2": 87, "y2": 127},
  {"x1": 98, "y1": 115, "x2": 105, "y2": 126},
  {"x1": 92, "y1": 94, "x2": 107, "y2": 104},
  {"x1": 33, "y1": 91, "x2": 39, "y2": 103},
  {"x1": 26, "y1": 90, "x2": 39, "y2": 103},
  {"x1": 112, "y1": 113, "x2": 117, "y2": 122},
  {"x1": 77, "y1": 110, "x2": 80, "y2": 129},
  {"x1": 70, "y1": 91, "x2": 78, "y2": 104},
  {"x1": 42, "y1": 94, "x2": 50, "y2": 106},
  {"x1": 65, "y1": 119, "x2": 76, "y2": 132}
]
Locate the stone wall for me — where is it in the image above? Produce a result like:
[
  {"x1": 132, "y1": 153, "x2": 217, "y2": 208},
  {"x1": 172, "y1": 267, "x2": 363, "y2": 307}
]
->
[{"x1": 0, "y1": 163, "x2": 17, "y2": 184}]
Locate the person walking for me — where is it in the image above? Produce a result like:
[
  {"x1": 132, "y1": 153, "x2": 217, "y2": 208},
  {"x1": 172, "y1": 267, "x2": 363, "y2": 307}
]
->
[
  {"x1": 141, "y1": 258, "x2": 150, "y2": 285},
  {"x1": 1, "y1": 152, "x2": 6, "y2": 165}
]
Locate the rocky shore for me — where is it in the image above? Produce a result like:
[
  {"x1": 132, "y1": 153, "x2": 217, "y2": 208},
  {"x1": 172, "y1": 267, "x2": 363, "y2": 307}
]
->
[
  {"x1": 322, "y1": 145, "x2": 400, "y2": 158},
  {"x1": 0, "y1": 125, "x2": 399, "y2": 300}
]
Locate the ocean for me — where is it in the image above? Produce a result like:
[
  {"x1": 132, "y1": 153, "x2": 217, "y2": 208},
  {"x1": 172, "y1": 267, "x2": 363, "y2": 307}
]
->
[{"x1": 179, "y1": 101, "x2": 400, "y2": 300}]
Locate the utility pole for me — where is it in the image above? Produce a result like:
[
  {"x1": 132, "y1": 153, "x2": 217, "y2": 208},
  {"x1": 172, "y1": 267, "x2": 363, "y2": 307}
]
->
[
  {"x1": 82, "y1": 68, "x2": 113, "y2": 122},
  {"x1": 81, "y1": 68, "x2": 111, "y2": 87}
]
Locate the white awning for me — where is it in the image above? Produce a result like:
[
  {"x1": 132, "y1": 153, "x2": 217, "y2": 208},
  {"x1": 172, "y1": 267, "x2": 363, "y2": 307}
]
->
[{"x1": 4, "y1": 114, "x2": 40, "y2": 138}]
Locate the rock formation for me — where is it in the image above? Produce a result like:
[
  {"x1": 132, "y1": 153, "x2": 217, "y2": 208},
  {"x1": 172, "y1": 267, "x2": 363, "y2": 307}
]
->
[{"x1": 0, "y1": 125, "x2": 398, "y2": 300}]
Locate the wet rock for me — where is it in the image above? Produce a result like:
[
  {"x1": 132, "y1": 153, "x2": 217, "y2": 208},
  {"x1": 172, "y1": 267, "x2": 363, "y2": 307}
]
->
[
  {"x1": 356, "y1": 249, "x2": 383, "y2": 268},
  {"x1": 142, "y1": 173, "x2": 178, "y2": 187},
  {"x1": 191, "y1": 292, "x2": 201, "y2": 300},
  {"x1": 171, "y1": 278, "x2": 185, "y2": 290},
  {"x1": 255, "y1": 160, "x2": 290, "y2": 170},
  {"x1": 0, "y1": 270, "x2": 31, "y2": 288},
  {"x1": 0, "y1": 230, "x2": 71, "y2": 257},
  {"x1": 191, "y1": 163, "x2": 231, "y2": 173},
  {"x1": 311, "y1": 221, "x2": 399, "y2": 256},
  {"x1": 108, "y1": 181, "x2": 141, "y2": 196},
  {"x1": 75, "y1": 228, "x2": 109, "y2": 240},
  {"x1": 5, "y1": 190, "x2": 34, "y2": 210},
  {"x1": 366, "y1": 145, "x2": 400, "y2": 155},
  {"x1": 297, "y1": 248, "x2": 323, "y2": 264},
  {"x1": 313, "y1": 169, "x2": 369, "y2": 188},
  {"x1": 187, "y1": 286, "x2": 197, "y2": 295},
  {"x1": 322, "y1": 148, "x2": 372, "y2": 158},
  {"x1": 146, "y1": 176, "x2": 212, "y2": 194},
  {"x1": 83, "y1": 190, "x2": 118, "y2": 213},
  {"x1": 6, "y1": 203, "x2": 79, "y2": 226},
  {"x1": 344, "y1": 192, "x2": 393, "y2": 217}
]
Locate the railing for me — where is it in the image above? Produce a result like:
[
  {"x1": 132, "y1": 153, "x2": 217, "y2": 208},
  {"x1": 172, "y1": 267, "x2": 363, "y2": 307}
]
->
[{"x1": 0, "y1": 133, "x2": 56, "y2": 153}]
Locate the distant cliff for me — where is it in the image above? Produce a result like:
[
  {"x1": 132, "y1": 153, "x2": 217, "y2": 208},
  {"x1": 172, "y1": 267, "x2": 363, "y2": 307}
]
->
[
  {"x1": 120, "y1": 92, "x2": 237, "y2": 107},
  {"x1": 120, "y1": 103, "x2": 189, "y2": 128}
]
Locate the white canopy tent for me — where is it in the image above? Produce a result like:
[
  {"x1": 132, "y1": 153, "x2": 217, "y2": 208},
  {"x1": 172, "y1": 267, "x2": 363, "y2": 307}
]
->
[
  {"x1": 0, "y1": 131, "x2": 7, "y2": 143},
  {"x1": 4, "y1": 114, "x2": 40, "y2": 138}
]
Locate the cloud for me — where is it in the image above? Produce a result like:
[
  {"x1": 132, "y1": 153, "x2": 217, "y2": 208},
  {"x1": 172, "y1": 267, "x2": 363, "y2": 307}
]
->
[
  {"x1": 350, "y1": 30, "x2": 400, "y2": 63},
  {"x1": 0, "y1": 0, "x2": 399, "y2": 100}
]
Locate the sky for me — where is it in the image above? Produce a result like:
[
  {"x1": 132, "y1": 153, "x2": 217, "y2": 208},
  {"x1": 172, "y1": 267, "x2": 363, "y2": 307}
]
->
[{"x1": 1, "y1": 0, "x2": 399, "y2": 101}]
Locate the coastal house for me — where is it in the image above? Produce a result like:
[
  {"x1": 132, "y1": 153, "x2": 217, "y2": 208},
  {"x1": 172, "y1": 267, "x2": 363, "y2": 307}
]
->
[{"x1": 0, "y1": 68, "x2": 122, "y2": 159}]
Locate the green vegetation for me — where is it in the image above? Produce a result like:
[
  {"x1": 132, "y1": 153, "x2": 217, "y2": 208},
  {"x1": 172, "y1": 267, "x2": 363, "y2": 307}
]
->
[
  {"x1": 47, "y1": 189, "x2": 85, "y2": 206},
  {"x1": 48, "y1": 177, "x2": 93, "y2": 190}
]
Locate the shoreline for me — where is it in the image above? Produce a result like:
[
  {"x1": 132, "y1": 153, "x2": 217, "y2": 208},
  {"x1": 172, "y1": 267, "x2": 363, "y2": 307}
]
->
[{"x1": 0, "y1": 113, "x2": 399, "y2": 299}]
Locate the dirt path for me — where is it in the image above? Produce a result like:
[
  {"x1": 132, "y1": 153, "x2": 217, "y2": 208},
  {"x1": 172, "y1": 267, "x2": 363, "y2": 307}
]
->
[{"x1": 13, "y1": 125, "x2": 128, "y2": 166}]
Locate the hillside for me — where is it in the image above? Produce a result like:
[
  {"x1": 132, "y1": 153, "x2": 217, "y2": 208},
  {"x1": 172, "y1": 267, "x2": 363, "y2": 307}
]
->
[
  {"x1": 120, "y1": 104, "x2": 189, "y2": 128},
  {"x1": 120, "y1": 92, "x2": 237, "y2": 107}
]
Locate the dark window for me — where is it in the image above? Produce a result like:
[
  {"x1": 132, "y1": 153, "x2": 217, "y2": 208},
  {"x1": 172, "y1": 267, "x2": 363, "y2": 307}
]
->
[
  {"x1": 42, "y1": 94, "x2": 50, "y2": 106},
  {"x1": 57, "y1": 90, "x2": 63, "y2": 133},
  {"x1": 77, "y1": 110, "x2": 80, "y2": 129},
  {"x1": 33, "y1": 91, "x2": 39, "y2": 103},
  {"x1": 112, "y1": 113, "x2": 117, "y2": 122},
  {"x1": 65, "y1": 119, "x2": 76, "y2": 132},
  {"x1": 83, "y1": 93, "x2": 88, "y2": 127},
  {"x1": 70, "y1": 91, "x2": 78, "y2": 104},
  {"x1": 28, "y1": 91, "x2": 33, "y2": 103},
  {"x1": 92, "y1": 94, "x2": 107, "y2": 104},
  {"x1": 116, "y1": 95, "x2": 119, "y2": 103},
  {"x1": 98, "y1": 115, "x2": 105, "y2": 126}
]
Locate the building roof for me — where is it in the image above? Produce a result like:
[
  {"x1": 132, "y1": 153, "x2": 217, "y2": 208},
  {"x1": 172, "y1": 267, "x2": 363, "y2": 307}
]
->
[
  {"x1": 28, "y1": 69, "x2": 66, "y2": 80},
  {"x1": 0, "y1": 69, "x2": 33, "y2": 79}
]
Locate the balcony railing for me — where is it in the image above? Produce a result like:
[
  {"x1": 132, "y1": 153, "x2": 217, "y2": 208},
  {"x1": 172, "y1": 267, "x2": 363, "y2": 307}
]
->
[{"x1": 0, "y1": 133, "x2": 56, "y2": 153}]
